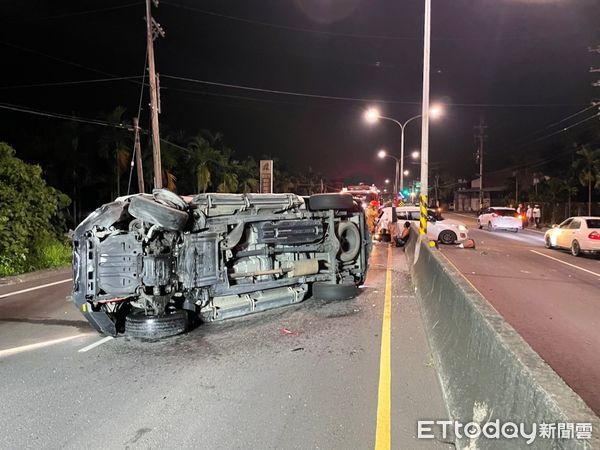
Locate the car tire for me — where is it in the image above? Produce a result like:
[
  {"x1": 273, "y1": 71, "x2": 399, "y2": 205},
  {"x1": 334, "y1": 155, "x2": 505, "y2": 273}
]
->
[
  {"x1": 308, "y1": 193, "x2": 354, "y2": 211},
  {"x1": 477, "y1": 220, "x2": 482, "y2": 229},
  {"x1": 312, "y1": 282, "x2": 358, "y2": 300},
  {"x1": 571, "y1": 240, "x2": 581, "y2": 257},
  {"x1": 487, "y1": 222, "x2": 493, "y2": 232},
  {"x1": 512, "y1": 228, "x2": 519, "y2": 233},
  {"x1": 545, "y1": 236, "x2": 553, "y2": 249},
  {"x1": 153, "y1": 188, "x2": 188, "y2": 210},
  {"x1": 438, "y1": 230, "x2": 457, "y2": 245},
  {"x1": 128, "y1": 195, "x2": 189, "y2": 231},
  {"x1": 337, "y1": 221, "x2": 361, "y2": 261},
  {"x1": 125, "y1": 310, "x2": 189, "y2": 339}
]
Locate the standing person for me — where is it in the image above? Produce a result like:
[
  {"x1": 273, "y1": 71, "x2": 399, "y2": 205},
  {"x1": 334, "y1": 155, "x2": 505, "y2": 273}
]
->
[
  {"x1": 365, "y1": 200, "x2": 379, "y2": 235},
  {"x1": 525, "y1": 204, "x2": 533, "y2": 228},
  {"x1": 516, "y1": 203, "x2": 525, "y2": 227},
  {"x1": 533, "y1": 204, "x2": 541, "y2": 228}
]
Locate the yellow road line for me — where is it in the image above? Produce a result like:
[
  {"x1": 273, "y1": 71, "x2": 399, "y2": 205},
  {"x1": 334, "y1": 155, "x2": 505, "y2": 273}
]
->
[{"x1": 375, "y1": 245, "x2": 392, "y2": 450}]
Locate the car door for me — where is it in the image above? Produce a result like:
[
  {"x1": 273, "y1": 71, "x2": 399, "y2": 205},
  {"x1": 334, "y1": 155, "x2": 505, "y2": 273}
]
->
[
  {"x1": 564, "y1": 219, "x2": 581, "y2": 248},
  {"x1": 555, "y1": 218, "x2": 573, "y2": 248},
  {"x1": 479, "y1": 208, "x2": 491, "y2": 225}
]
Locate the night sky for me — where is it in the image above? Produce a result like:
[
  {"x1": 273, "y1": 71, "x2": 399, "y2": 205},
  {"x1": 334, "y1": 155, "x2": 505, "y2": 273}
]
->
[{"x1": 1, "y1": 0, "x2": 598, "y2": 188}]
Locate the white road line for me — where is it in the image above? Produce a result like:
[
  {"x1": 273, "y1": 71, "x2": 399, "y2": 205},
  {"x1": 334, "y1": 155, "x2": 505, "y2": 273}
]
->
[
  {"x1": 530, "y1": 250, "x2": 600, "y2": 278},
  {"x1": 0, "y1": 334, "x2": 91, "y2": 358},
  {"x1": 0, "y1": 279, "x2": 71, "y2": 300},
  {"x1": 78, "y1": 336, "x2": 114, "y2": 353}
]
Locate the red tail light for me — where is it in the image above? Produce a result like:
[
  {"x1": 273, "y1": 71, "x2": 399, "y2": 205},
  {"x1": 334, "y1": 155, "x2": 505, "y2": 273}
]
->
[
  {"x1": 492, "y1": 213, "x2": 499, "y2": 218},
  {"x1": 589, "y1": 231, "x2": 600, "y2": 240}
]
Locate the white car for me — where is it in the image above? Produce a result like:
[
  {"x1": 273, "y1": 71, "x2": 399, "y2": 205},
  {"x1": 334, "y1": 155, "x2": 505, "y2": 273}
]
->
[
  {"x1": 544, "y1": 216, "x2": 600, "y2": 256},
  {"x1": 376, "y1": 206, "x2": 469, "y2": 244},
  {"x1": 477, "y1": 207, "x2": 523, "y2": 232}
]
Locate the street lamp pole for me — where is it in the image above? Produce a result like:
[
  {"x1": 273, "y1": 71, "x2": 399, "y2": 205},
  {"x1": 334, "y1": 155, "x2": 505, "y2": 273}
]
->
[
  {"x1": 419, "y1": 0, "x2": 432, "y2": 236},
  {"x1": 376, "y1": 115, "x2": 421, "y2": 194}
]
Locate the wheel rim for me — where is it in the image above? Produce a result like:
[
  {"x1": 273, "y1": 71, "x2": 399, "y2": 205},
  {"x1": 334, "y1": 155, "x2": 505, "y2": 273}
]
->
[
  {"x1": 572, "y1": 241, "x2": 579, "y2": 256},
  {"x1": 440, "y1": 231, "x2": 456, "y2": 244},
  {"x1": 337, "y1": 221, "x2": 361, "y2": 262}
]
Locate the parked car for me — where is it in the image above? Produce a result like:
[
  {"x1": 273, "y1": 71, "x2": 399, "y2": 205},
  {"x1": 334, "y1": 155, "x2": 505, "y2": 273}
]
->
[
  {"x1": 544, "y1": 217, "x2": 600, "y2": 256},
  {"x1": 477, "y1": 207, "x2": 523, "y2": 232},
  {"x1": 374, "y1": 206, "x2": 469, "y2": 244},
  {"x1": 72, "y1": 190, "x2": 371, "y2": 339}
]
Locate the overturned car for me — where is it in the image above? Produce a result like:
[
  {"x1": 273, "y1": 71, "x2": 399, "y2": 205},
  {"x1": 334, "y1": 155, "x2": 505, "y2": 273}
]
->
[{"x1": 72, "y1": 190, "x2": 370, "y2": 338}]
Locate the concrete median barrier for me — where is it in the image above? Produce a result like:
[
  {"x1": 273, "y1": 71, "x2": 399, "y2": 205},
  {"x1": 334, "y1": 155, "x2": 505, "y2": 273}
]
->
[{"x1": 404, "y1": 230, "x2": 600, "y2": 449}]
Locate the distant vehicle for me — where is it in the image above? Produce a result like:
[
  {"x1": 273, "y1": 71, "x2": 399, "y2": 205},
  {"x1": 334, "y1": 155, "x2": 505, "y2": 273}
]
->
[
  {"x1": 375, "y1": 206, "x2": 469, "y2": 244},
  {"x1": 342, "y1": 185, "x2": 380, "y2": 209},
  {"x1": 72, "y1": 190, "x2": 371, "y2": 339},
  {"x1": 544, "y1": 217, "x2": 600, "y2": 256},
  {"x1": 477, "y1": 207, "x2": 523, "y2": 232}
]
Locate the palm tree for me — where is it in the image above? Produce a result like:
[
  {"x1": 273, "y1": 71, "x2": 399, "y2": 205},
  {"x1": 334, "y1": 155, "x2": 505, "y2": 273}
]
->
[
  {"x1": 573, "y1": 145, "x2": 600, "y2": 216},
  {"x1": 98, "y1": 106, "x2": 131, "y2": 198}
]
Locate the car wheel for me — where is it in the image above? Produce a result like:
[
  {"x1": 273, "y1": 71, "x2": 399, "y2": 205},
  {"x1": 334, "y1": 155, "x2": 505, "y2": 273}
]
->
[
  {"x1": 438, "y1": 230, "x2": 457, "y2": 245},
  {"x1": 337, "y1": 221, "x2": 361, "y2": 262},
  {"x1": 487, "y1": 222, "x2": 493, "y2": 232},
  {"x1": 571, "y1": 240, "x2": 581, "y2": 257},
  {"x1": 125, "y1": 310, "x2": 189, "y2": 339},
  {"x1": 312, "y1": 282, "x2": 358, "y2": 300},
  {"x1": 512, "y1": 228, "x2": 519, "y2": 233},
  {"x1": 307, "y1": 193, "x2": 354, "y2": 211},
  {"x1": 128, "y1": 195, "x2": 189, "y2": 231},
  {"x1": 477, "y1": 220, "x2": 482, "y2": 229},
  {"x1": 545, "y1": 236, "x2": 553, "y2": 249}
]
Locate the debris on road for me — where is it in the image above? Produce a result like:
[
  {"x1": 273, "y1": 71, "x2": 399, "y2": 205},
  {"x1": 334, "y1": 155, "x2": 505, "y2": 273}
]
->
[{"x1": 280, "y1": 327, "x2": 302, "y2": 336}]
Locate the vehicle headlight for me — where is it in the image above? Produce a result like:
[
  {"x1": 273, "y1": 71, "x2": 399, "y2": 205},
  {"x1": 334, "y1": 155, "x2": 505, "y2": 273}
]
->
[{"x1": 458, "y1": 225, "x2": 467, "y2": 231}]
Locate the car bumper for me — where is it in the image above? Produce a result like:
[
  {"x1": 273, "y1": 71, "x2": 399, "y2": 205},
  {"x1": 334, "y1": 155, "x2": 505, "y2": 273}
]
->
[{"x1": 581, "y1": 240, "x2": 600, "y2": 252}]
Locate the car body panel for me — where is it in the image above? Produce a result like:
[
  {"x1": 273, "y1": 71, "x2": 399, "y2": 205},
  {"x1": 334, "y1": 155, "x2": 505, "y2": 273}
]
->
[
  {"x1": 478, "y1": 207, "x2": 522, "y2": 231},
  {"x1": 545, "y1": 216, "x2": 600, "y2": 252},
  {"x1": 376, "y1": 206, "x2": 468, "y2": 243},
  {"x1": 72, "y1": 191, "x2": 370, "y2": 336}
]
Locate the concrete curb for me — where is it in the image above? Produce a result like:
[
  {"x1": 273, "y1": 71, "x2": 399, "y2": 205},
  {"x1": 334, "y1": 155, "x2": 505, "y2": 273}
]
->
[
  {"x1": 405, "y1": 230, "x2": 599, "y2": 449},
  {"x1": 0, "y1": 266, "x2": 71, "y2": 287}
]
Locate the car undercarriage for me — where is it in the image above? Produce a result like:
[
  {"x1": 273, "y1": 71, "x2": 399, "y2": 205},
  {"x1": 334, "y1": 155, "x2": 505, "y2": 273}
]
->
[{"x1": 72, "y1": 190, "x2": 370, "y2": 338}]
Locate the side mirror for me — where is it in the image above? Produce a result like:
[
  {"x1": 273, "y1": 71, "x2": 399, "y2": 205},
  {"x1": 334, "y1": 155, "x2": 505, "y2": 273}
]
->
[{"x1": 552, "y1": 224, "x2": 558, "y2": 229}]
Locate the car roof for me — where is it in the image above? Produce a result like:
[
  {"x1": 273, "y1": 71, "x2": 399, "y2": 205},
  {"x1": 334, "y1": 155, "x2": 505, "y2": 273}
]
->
[
  {"x1": 567, "y1": 216, "x2": 600, "y2": 220},
  {"x1": 490, "y1": 207, "x2": 515, "y2": 210}
]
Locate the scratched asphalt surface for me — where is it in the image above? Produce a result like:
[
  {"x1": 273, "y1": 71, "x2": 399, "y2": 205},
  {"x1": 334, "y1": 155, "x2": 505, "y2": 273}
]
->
[
  {"x1": 442, "y1": 213, "x2": 600, "y2": 416},
  {"x1": 0, "y1": 245, "x2": 451, "y2": 449}
]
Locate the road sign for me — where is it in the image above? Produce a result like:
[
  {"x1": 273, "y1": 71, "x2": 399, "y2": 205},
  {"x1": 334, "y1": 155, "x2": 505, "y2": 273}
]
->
[{"x1": 260, "y1": 160, "x2": 273, "y2": 193}]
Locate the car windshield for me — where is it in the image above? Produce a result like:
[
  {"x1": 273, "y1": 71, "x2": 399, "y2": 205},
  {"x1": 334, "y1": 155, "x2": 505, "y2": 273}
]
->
[
  {"x1": 427, "y1": 209, "x2": 444, "y2": 221},
  {"x1": 586, "y1": 219, "x2": 600, "y2": 229},
  {"x1": 493, "y1": 209, "x2": 517, "y2": 217}
]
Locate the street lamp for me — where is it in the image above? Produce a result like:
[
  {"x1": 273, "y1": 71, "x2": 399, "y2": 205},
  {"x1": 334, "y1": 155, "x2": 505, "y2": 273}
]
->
[
  {"x1": 377, "y1": 149, "x2": 399, "y2": 202},
  {"x1": 364, "y1": 104, "x2": 443, "y2": 196},
  {"x1": 411, "y1": 150, "x2": 420, "y2": 159},
  {"x1": 403, "y1": 170, "x2": 410, "y2": 176},
  {"x1": 384, "y1": 178, "x2": 390, "y2": 184}
]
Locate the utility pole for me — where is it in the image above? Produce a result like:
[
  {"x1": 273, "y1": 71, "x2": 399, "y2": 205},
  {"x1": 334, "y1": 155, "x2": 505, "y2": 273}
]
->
[
  {"x1": 133, "y1": 117, "x2": 145, "y2": 193},
  {"x1": 145, "y1": 0, "x2": 165, "y2": 189},
  {"x1": 474, "y1": 118, "x2": 488, "y2": 210}
]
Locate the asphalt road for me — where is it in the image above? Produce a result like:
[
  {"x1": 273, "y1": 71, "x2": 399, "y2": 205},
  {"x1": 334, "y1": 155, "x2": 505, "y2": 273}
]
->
[
  {"x1": 442, "y1": 212, "x2": 600, "y2": 416},
  {"x1": 0, "y1": 246, "x2": 451, "y2": 449}
]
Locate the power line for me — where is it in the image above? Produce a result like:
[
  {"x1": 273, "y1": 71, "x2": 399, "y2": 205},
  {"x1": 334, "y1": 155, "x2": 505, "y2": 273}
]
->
[
  {"x1": 160, "y1": 0, "x2": 582, "y2": 43},
  {"x1": 0, "y1": 76, "x2": 144, "y2": 90},
  {"x1": 21, "y1": 2, "x2": 142, "y2": 22},
  {"x1": 0, "y1": 41, "x2": 143, "y2": 87},
  {"x1": 161, "y1": 74, "x2": 418, "y2": 105},
  {"x1": 162, "y1": 74, "x2": 586, "y2": 108},
  {"x1": 0, "y1": 102, "x2": 132, "y2": 130}
]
